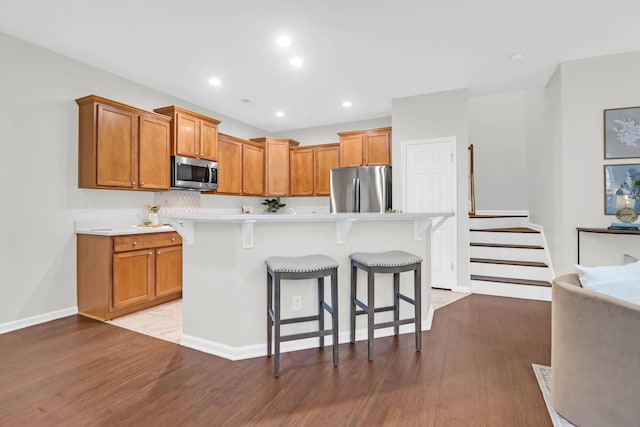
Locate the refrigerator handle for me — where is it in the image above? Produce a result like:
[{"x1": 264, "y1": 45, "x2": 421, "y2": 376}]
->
[{"x1": 354, "y1": 177, "x2": 360, "y2": 212}]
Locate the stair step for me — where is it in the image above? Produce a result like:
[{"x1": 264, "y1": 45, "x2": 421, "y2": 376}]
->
[
  {"x1": 470, "y1": 274, "x2": 551, "y2": 287},
  {"x1": 470, "y1": 258, "x2": 548, "y2": 268},
  {"x1": 470, "y1": 227, "x2": 539, "y2": 233},
  {"x1": 469, "y1": 214, "x2": 528, "y2": 218},
  {"x1": 470, "y1": 242, "x2": 544, "y2": 250}
]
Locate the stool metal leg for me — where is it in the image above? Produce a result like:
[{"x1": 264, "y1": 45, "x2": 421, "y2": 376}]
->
[
  {"x1": 274, "y1": 273, "x2": 281, "y2": 377},
  {"x1": 393, "y1": 272, "x2": 400, "y2": 336},
  {"x1": 318, "y1": 277, "x2": 325, "y2": 348},
  {"x1": 350, "y1": 263, "x2": 357, "y2": 344},
  {"x1": 267, "y1": 272, "x2": 273, "y2": 357},
  {"x1": 367, "y1": 270, "x2": 375, "y2": 361},
  {"x1": 331, "y1": 268, "x2": 339, "y2": 367},
  {"x1": 415, "y1": 265, "x2": 422, "y2": 352}
]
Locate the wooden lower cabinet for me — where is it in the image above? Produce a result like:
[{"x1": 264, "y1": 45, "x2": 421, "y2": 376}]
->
[{"x1": 77, "y1": 231, "x2": 182, "y2": 321}]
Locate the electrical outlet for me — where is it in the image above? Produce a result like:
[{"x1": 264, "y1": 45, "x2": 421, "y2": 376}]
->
[{"x1": 292, "y1": 295, "x2": 302, "y2": 311}]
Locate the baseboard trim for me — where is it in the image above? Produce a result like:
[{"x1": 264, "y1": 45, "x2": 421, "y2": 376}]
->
[
  {"x1": 471, "y1": 280, "x2": 552, "y2": 301},
  {"x1": 474, "y1": 209, "x2": 530, "y2": 217},
  {"x1": 0, "y1": 306, "x2": 78, "y2": 335},
  {"x1": 181, "y1": 311, "x2": 435, "y2": 361}
]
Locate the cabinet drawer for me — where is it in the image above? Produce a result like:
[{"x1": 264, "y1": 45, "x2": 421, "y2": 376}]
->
[{"x1": 113, "y1": 232, "x2": 182, "y2": 252}]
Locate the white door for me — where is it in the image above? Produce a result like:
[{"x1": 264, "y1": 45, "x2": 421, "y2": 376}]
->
[{"x1": 402, "y1": 138, "x2": 456, "y2": 289}]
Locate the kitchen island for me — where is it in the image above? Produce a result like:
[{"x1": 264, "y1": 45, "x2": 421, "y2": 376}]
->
[{"x1": 160, "y1": 211, "x2": 453, "y2": 360}]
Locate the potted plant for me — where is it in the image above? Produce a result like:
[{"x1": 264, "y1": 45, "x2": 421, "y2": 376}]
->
[{"x1": 262, "y1": 197, "x2": 286, "y2": 213}]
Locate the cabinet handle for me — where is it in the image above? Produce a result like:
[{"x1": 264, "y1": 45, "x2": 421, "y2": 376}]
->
[
  {"x1": 131, "y1": 181, "x2": 136, "y2": 186},
  {"x1": 133, "y1": 241, "x2": 138, "y2": 246},
  {"x1": 157, "y1": 251, "x2": 161, "y2": 256},
  {"x1": 171, "y1": 237, "x2": 176, "y2": 242},
  {"x1": 148, "y1": 251, "x2": 153, "y2": 256},
  {"x1": 140, "y1": 182, "x2": 145, "y2": 186}
]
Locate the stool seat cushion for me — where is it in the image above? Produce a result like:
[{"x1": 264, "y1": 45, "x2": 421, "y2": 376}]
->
[
  {"x1": 265, "y1": 254, "x2": 338, "y2": 273},
  {"x1": 350, "y1": 250, "x2": 422, "y2": 267}
]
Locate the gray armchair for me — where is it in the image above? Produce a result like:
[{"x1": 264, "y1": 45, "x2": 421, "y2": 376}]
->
[{"x1": 551, "y1": 274, "x2": 640, "y2": 427}]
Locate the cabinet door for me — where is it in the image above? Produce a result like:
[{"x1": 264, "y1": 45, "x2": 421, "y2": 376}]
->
[
  {"x1": 364, "y1": 131, "x2": 391, "y2": 166},
  {"x1": 199, "y1": 120, "x2": 218, "y2": 161},
  {"x1": 217, "y1": 138, "x2": 243, "y2": 194},
  {"x1": 242, "y1": 144, "x2": 265, "y2": 195},
  {"x1": 138, "y1": 115, "x2": 170, "y2": 190},
  {"x1": 112, "y1": 249, "x2": 154, "y2": 310},
  {"x1": 155, "y1": 245, "x2": 182, "y2": 297},
  {"x1": 175, "y1": 112, "x2": 199, "y2": 158},
  {"x1": 340, "y1": 134, "x2": 363, "y2": 167},
  {"x1": 315, "y1": 144, "x2": 340, "y2": 196},
  {"x1": 96, "y1": 103, "x2": 137, "y2": 188},
  {"x1": 289, "y1": 147, "x2": 315, "y2": 196},
  {"x1": 265, "y1": 140, "x2": 290, "y2": 196}
]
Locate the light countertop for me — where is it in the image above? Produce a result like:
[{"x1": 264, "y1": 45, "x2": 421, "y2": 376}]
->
[{"x1": 75, "y1": 224, "x2": 175, "y2": 236}]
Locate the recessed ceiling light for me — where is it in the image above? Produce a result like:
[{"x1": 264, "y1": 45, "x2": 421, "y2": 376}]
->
[
  {"x1": 240, "y1": 98, "x2": 252, "y2": 103},
  {"x1": 276, "y1": 36, "x2": 291, "y2": 47},
  {"x1": 342, "y1": 100, "x2": 352, "y2": 108},
  {"x1": 290, "y1": 57, "x2": 303, "y2": 67},
  {"x1": 508, "y1": 52, "x2": 525, "y2": 61},
  {"x1": 208, "y1": 77, "x2": 221, "y2": 86},
  {"x1": 275, "y1": 111, "x2": 285, "y2": 118}
]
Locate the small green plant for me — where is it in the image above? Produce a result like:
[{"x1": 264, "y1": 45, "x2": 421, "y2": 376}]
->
[{"x1": 262, "y1": 197, "x2": 286, "y2": 213}]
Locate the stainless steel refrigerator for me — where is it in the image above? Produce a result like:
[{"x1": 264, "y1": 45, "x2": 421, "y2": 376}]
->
[{"x1": 330, "y1": 166, "x2": 392, "y2": 213}]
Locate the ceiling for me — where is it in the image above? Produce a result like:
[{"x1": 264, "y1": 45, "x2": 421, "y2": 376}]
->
[{"x1": 2, "y1": 0, "x2": 640, "y2": 133}]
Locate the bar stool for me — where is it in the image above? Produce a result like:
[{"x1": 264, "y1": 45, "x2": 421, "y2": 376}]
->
[
  {"x1": 265, "y1": 254, "x2": 339, "y2": 377},
  {"x1": 349, "y1": 250, "x2": 423, "y2": 360}
]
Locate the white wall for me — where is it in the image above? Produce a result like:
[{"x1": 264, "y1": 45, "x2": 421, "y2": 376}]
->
[
  {"x1": 0, "y1": 32, "x2": 268, "y2": 326},
  {"x1": 552, "y1": 50, "x2": 640, "y2": 274},
  {"x1": 391, "y1": 89, "x2": 470, "y2": 288},
  {"x1": 468, "y1": 92, "x2": 529, "y2": 210}
]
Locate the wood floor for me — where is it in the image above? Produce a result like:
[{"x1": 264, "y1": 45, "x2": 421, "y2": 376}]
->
[{"x1": 0, "y1": 294, "x2": 552, "y2": 426}]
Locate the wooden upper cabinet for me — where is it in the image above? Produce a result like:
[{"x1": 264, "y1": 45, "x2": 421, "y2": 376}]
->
[
  {"x1": 314, "y1": 143, "x2": 339, "y2": 196},
  {"x1": 76, "y1": 95, "x2": 171, "y2": 191},
  {"x1": 138, "y1": 114, "x2": 170, "y2": 190},
  {"x1": 216, "y1": 134, "x2": 243, "y2": 194},
  {"x1": 242, "y1": 142, "x2": 265, "y2": 196},
  {"x1": 251, "y1": 137, "x2": 299, "y2": 196},
  {"x1": 200, "y1": 120, "x2": 219, "y2": 161},
  {"x1": 339, "y1": 135, "x2": 364, "y2": 167},
  {"x1": 175, "y1": 112, "x2": 198, "y2": 158},
  {"x1": 215, "y1": 133, "x2": 264, "y2": 195},
  {"x1": 290, "y1": 147, "x2": 315, "y2": 196},
  {"x1": 95, "y1": 103, "x2": 137, "y2": 188},
  {"x1": 154, "y1": 106, "x2": 221, "y2": 161},
  {"x1": 338, "y1": 127, "x2": 392, "y2": 167},
  {"x1": 364, "y1": 130, "x2": 392, "y2": 166}
]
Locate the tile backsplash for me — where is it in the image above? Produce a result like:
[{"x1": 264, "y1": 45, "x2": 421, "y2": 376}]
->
[{"x1": 154, "y1": 191, "x2": 200, "y2": 213}]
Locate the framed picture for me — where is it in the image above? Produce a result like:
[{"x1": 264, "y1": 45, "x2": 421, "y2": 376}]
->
[
  {"x1": 604, "y1": 107, "x2": 640, "y2": 159},
  {"x1": 604, "y1": 164, "x2": 640, "y2": 214}
]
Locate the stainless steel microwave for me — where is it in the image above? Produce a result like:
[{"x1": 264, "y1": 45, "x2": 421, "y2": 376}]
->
[{"x1": 171, "y1": 155, "x2": 218, "y2": 191}]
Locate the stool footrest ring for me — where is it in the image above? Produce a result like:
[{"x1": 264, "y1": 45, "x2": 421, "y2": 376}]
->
[
  {"x1": 281, "y1": 314, "x2": 320, "y2": 325},
  {"x1": 374, "y1": 318, "x2": 416, "y2": 330},
  {"x1": 280, "y1": 329, "x2": 334, "y2": 342}
]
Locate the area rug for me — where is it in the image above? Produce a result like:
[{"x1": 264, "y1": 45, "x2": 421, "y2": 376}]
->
[{"x1": 532, "y1": 364, "x2": 576, "y2": 427}]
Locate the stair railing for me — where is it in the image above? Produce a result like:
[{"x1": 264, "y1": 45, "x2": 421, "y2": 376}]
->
[{"x1": 469, "y1": 144, "x2": 476, "y2": 215}]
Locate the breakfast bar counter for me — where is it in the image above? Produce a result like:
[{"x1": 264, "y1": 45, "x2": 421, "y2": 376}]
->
[{"x1": 159, "y1": 211, "x2": 453, "y2": 361}]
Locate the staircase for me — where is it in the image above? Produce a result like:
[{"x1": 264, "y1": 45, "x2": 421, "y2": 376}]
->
[{"x1": 469, "y1": 213, "x2": 553, "y2": 301}]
